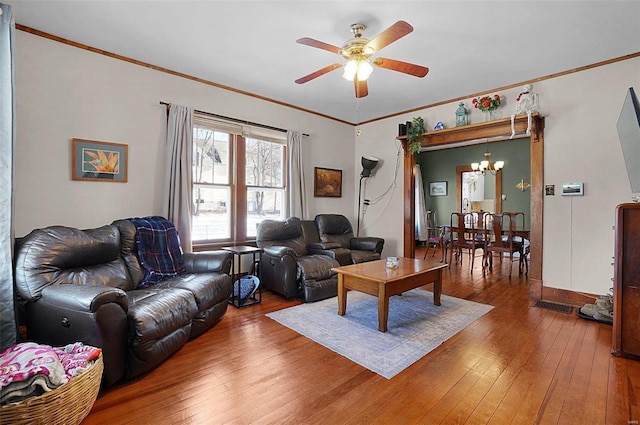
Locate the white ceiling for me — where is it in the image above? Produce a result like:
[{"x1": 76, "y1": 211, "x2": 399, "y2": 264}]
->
[{"x1": 7, "y1": 1, "x2": 640, "y2": 124}]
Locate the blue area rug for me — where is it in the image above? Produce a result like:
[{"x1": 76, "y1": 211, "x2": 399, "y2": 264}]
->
[{"x1": 266, "y1": 289, "x2": 493, "y2": 379}]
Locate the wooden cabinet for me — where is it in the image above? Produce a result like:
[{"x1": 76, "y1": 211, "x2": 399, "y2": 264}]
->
[{"x1": 612, "y1": 203, "x2": 640, "y2": 359}]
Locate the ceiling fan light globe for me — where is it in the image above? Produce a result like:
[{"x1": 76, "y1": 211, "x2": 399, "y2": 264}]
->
[
  {"x1": 357, "y1": 60, "x2": 373, "y2": 81},
  {"x1": 343, "y1": 59, "x2": 358, "y2": 80}
]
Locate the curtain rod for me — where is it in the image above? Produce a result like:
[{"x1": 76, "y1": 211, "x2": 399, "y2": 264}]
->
[{"x1": 160, "y1": 101, "x2": 309, "y2": 137}]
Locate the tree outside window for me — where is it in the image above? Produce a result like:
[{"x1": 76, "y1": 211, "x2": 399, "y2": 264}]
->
[{"x1": 245, "y1": 138, "x2": 285, "y2": 237}]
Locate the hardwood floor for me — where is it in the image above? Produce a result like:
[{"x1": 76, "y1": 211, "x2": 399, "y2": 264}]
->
[{"x1": 84, "y1": 249, "x2": 639, "y2": 424}]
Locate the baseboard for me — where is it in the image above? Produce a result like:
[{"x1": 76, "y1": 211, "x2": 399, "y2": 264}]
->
[{"x1": 530, "y1": 281, "x2": 598, "y2": 307}]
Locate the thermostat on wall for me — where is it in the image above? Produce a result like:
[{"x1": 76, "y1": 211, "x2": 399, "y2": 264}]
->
[{"x1": 561, "y1": 182, "x2": 584, "y2": 196}]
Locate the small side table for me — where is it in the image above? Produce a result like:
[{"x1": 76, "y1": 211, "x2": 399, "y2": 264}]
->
[{"x1": 221, "y1": 245, "x2": 262, "y2": 308}]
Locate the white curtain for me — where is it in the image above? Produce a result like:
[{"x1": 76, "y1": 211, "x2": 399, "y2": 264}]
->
[
  {"x1": 164, "y1": 104, "x2": 194, "y2": 253},
  {"x1": 0, "y1": 3, "x2": 17, "y2": 350},
  {"x1": 287, "y1": 130, "x2": 308, "y2": 219},
  {"x1": 414, "y1": 164, "x2": 428, "y2": 242}
]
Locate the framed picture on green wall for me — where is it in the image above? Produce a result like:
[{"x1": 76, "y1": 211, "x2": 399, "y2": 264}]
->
[{"x1": 429, "y1": 181, "x2": 447, "y2": 196}]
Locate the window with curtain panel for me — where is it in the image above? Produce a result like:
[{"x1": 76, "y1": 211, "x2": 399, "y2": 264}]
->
[{"x1": 191, "y1": 113, "x2": 287, "y2": 248}]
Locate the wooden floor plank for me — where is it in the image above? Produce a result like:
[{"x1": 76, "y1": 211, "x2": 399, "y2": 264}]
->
[{"x1": 81, "y1": 247, "x2": 638, "y2": 424}]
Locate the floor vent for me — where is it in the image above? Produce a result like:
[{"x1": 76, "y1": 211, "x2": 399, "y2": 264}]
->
[{"x1": 532, "y1": 300, "x2": 573, "y2": 314}]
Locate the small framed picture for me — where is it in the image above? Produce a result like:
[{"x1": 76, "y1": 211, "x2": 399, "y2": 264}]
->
[
  {"x1": 314, "y1": 167, "x2": 342, "y2": 197},
  {"x1": 429, "y1": 181, "x2": 448, "y2": 196},
  {"x1": 72, "y1": 138, "x2": 128, "y2": 182},
  {"x1": 545, "y1": 185, "x2": 555, "y2": 196},
  {"x1": 561, "y1": 182, "x2": 584, "y2": 196}
]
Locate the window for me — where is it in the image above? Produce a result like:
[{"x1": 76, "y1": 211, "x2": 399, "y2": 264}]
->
[
  {"x1": 192, "y1": 127, "x2": 231, "y2": 241},
  {"x1": 192, "y1": 115, "x2": 286, "y2": 247},
  {"x1": 245, "y1": 137, "x2": 286, "y2": 238}
]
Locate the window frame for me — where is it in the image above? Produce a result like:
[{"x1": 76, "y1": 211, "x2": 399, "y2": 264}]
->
[
  {"x1": 191, "y1": 115, "x2": 287, "y2": 251},
  {"x1": 244, "y1": 137, "x2": 287, "y2": 239}
]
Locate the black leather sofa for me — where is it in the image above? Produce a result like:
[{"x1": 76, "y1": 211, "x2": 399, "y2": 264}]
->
[
  {"x1": 13, "y1": 219, "x2": 233, "y2": 386},
  {"x1": 256, "y1": 215, "x2": 384, "y2": 302}
]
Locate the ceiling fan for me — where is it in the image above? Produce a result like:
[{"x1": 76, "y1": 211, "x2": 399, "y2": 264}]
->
[{"x1": 295, "y1": 20, "x2": 429, "y2": 98}]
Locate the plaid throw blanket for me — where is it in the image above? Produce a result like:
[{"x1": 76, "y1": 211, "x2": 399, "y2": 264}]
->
[{"x1": 130, "y1": 216, "x2": 186, "y2": 288}]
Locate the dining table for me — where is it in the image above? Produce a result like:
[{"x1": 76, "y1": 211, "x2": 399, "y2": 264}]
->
[{"x1": 434, "y1": 224, "x2": 530, "y2": 266}]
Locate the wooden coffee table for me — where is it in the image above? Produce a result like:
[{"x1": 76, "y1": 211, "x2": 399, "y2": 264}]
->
[{"x1": 332, "y1": 258, "x2": 447, "y2": 332}]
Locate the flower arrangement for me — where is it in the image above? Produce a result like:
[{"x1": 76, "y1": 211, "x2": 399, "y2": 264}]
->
[{"x1": 472, "y1": 94, "x2": 501, "y2": 112}]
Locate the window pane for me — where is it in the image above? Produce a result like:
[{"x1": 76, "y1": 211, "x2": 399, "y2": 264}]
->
[
  {"x1": 245, "y1": 138, "x2": 284, "y2": 188},
  {"x1": 192, "y1": 186, "x2": 231, "y2": 241},
  {"x1": 193, "y1": 128, "x2": 229, "y2": 184},
  {"x1": 246, "y1": 188, "x2": 285, "y2": 237}
]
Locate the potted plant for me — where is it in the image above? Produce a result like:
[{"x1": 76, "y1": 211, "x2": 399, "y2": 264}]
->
[{"x1": 406, "y1": 116, "x2": 426, "y2": 155}]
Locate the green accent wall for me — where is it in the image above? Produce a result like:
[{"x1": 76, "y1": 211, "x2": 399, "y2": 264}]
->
[{"x1": 416, "y1": 138, "x2": 531, "y2": 228}]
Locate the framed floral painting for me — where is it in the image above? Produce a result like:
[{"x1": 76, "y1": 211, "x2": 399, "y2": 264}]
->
[{"x1": 72, "y1": 138, "x2": 128, "y2": 182}]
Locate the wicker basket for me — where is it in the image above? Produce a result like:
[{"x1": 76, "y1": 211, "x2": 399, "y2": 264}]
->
[{"x1": 0, "y1": 354, "x2": 103, "y2": 425}]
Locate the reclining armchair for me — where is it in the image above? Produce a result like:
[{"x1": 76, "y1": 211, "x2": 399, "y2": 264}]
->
[
  {"x1": 256, "y1": 217, "x2": 339, "y2": 302},
  {"x1": 314, "y1": 214, "x2": 384, "y2": 265}
]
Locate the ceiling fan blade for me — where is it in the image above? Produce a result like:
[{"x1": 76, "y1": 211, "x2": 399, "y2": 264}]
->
[
  {"x1": 296, "y1": 37, "x2": 343, "y2": 55},
  {"x1": 354, "y1": 77, "x2": 368, "y2": 98},
  {"x1": 365, "y1": 21, "x2": 413, "y2": 53},
  {"x1": 295, "y1": 63, "x2": 343, "y2": 84},
  {"x1": 372, "y1": 57, "x2": 429, "y2": 78}
]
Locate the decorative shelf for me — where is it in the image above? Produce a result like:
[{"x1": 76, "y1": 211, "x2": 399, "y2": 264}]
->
[{"x1": 397, "y1": 113, "x2": 543, "y2": 151}]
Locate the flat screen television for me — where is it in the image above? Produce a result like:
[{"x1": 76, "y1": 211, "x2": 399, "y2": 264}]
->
[{"x1": 617, "y1": 87, "x2": 640, "y2": 194}]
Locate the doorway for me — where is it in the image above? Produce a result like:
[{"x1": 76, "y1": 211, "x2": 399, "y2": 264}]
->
[
  {"x1": 416, "y1": 138, "x2": 531, "y2": 228},
  {"x1": 403, "y1": 114, "x2": 544, "y2": 285},
  {"x1": 458, "y1": 166, "x2": 502, "y2": 214}
]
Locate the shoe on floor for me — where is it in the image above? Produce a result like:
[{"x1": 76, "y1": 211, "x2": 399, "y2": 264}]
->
[
  {"x1": 593, "y1": 309, "x2": 613, "y2": 325},
  {"x1": 579, "y1": 304, "x2": 597, "y2": 317},
  {"x1": 595, "y1": 295, "x2": 612, "y2": 311}
]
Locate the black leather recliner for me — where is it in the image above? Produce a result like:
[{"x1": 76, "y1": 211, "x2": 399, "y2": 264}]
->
[
  {"x1": 314, "y1": 214, "x2": 384, "y2": 265},
  {"x1": 301, "y1": 219, "x2": 353, "y2": 266},
  {"x1": 13, "y1": 219, "x2": 233, "y2": 386},
  {"x1": 256, "y1": 217, "x2": 339, "y2": 302}
]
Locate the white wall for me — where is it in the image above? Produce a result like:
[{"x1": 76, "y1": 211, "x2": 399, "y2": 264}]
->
[
  {"x1": 14, "y1": 31, "x2": 355, "y2": 236},
  {"x1": 359, "y1": 56, "x2": 640, "y2": 296}
]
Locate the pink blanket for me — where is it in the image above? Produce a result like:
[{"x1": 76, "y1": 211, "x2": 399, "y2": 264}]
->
[{"x1": 0, "y1": 342, "x2": 101, "y2": 406}]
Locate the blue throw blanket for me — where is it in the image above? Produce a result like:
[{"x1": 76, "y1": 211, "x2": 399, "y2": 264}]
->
[{"x1": 130, "y1": 216, "x2": 186, "y2": 288}]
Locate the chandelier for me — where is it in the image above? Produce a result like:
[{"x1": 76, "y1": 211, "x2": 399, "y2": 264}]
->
[{"x1": 471, "y1": 149, "x2": 504, "y2": 175}]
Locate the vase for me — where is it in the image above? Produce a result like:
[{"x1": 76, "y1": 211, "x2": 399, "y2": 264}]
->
[{"x1": 484, "y1": 110, "x2": 502, "y2": 121}]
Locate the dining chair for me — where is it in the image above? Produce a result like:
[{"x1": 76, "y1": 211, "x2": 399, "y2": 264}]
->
[
  {"x1": 483, "y1": 213, "x2": 525, "y2": 277},
  {"x1": 503, "y1": 211, "x2": 526, "y2": 231},
  {"x1": 503, "y1": 211, "x2": 529, "y2": 274},
  {"x1": 423, "y1": 210, "x2": 447, "y2": 261},
  {"x1": 472, "y1": 211, "x2": 490, "y2": 245},
  {"x1": 449, "y1": 212, "x2": 486, "y2": 272}
]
